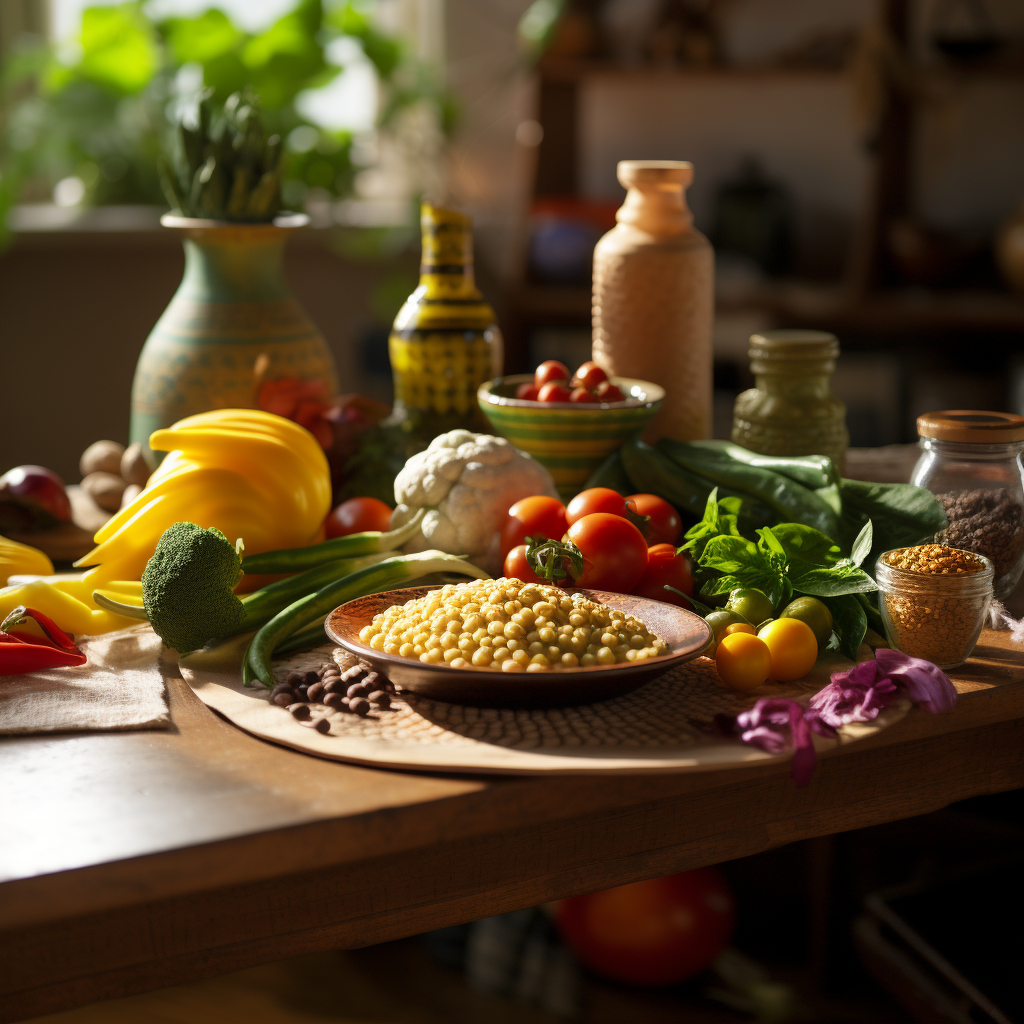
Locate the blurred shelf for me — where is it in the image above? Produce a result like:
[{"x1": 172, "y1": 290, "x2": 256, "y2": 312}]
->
[
  {"x1": 538, "y1": 58, "x2": 846, "y2": 83},
  {"x1": 509, "y1": 280, "x2": 1024, "y2": 337}
]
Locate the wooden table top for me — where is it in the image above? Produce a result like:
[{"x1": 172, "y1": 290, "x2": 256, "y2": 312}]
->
[{"x1": 2, "y1": 630, "x2": 1022, "y2": 1022}]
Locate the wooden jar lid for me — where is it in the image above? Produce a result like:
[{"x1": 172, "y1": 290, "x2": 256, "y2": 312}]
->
[{"x1": 917, "y1": 410, "x2": 1024, "y2": 444}]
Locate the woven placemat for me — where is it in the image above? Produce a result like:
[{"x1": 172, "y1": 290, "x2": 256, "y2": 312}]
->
[{"x1": 180, "y1": 641, "x2": 909, "y2": 776}]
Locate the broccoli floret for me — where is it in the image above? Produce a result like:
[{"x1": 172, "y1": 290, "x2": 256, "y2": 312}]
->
[{"x1": 142, "y1": 522, "x2": 245, "y2": 655}]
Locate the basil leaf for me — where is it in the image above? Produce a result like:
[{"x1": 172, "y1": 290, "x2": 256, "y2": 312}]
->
[
  {"x1": 757, "y1": 525, "x2": 787, "y2": 559},
  {"x1": 681, "y1": 488, "x2": 742, "y2": 556},
  {"x1": 849, "y1": 520, "x2": 873, "y2": 568},
  {"x1": 823, "y1": 594, "x2": 868, "y2": 659},
  {"x1": 791, "y1": 564, "x2": 878, "y2": 596},
  {"x1": 769, "y1": 522, "x2": 841, "y2": 575},
  {"x1": 699, "y1": 534, "x2": 759, "y2": 572}
]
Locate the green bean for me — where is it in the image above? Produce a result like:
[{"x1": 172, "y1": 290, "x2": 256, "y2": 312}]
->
[
  {"x1": 275, "y1": 616, "x2": 328, "y2": 656},
  {"x1": 240, "y1": 508, "x2": 425, "y2": 575},
  {"x1": 689, "y1": 440, "x2": 839, "y2": 488},
  {"x1": 657, "y1": 439, "x2": 841, "y2": 538},
  {"x1": 246, "y1": 551, "x2": 488, "y2": 686}
]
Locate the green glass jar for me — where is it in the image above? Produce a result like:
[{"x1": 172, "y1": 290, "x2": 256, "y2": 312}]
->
[{"x1": 731, "y1": 329, "x2": 848, "y2": 471}]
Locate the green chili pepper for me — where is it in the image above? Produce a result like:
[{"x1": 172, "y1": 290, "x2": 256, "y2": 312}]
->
[
  {"x1": 688, "y1": 440, "x2": 839, "y2": 488},
  {"x1": 240, "y1": 508, "x2": 425, "y2": 575}
]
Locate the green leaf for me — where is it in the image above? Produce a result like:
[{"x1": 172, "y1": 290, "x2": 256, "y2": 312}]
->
[
  {"x1": 699, "y1": 534, "x2": 759, "y2": 574},
  {"x1": 756, "y1": 525, "x2": 787, "y2": 559},
  {"x1": 769, "y1": 522, "x2": 841, "y2": 575},
  {"x1": 164, "y1": 10, "x2": 242, "y2": 65},
  {"x1": 839, "y1": 479, "x2": 947, "y2": 568},
  {"x1": 823, "y1": 594, "x2": 867, "y2": 659},
  {"x1": 699, "y1": 533, "x2": 791, "y2": 607},
  {"x1": 681, "y1": 489, "x2": 742, "y2": 557},
  {"x1": 78, "y1": 5, "x2": 158, "y2": 95},
  {"x1": 791, "y1": 565, "x2": 878, "y2": 597},
  {"x1": 850, "y1": 520, "x2": 873, "y2": 568}
]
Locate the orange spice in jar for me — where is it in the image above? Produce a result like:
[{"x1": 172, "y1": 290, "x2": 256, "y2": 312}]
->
[{"x1": 875, "y1": 545, "x2": 993, "y2": 669}]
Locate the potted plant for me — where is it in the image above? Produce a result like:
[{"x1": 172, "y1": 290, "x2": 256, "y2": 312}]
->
[{"x1": 130, "y1": 90, "x2": 337, "y2": 456}]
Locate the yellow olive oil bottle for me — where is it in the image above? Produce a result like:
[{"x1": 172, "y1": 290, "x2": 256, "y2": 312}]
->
[{"x1": 389, "y1": 204, "x2": 503, "y2": 442}]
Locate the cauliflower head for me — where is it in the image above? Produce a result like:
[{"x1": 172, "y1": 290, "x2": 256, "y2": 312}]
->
[{"x1": 391, "y1": 430, "x2": 559, "y2": 575}]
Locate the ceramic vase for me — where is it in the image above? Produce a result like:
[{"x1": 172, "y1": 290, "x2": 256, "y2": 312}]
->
[
  {"x1": 130, "y1": 214, "x2": 338, "y2": 456},
  {"x1": 592, "y1": 160, "x2": 714, "y2": 442}
]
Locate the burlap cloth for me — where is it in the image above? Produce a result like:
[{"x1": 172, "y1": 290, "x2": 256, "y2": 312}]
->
[{"x1": 0, "y1": 625, "x2": 170, "y2": 735}]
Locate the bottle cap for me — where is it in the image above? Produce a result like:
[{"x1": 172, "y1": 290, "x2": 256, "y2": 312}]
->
[
  {"x1": 917, "y1": 410, "x2": 1024, "y2": 444},
  {"x1": 749, "y1": 329, "x2": 839, "y2": 364}
]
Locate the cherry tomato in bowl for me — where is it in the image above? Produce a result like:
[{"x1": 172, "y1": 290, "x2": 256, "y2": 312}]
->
[
  {"x1": 595, "y1": 381, "x2": 625, "y2": 402},
  {"x1": 569, "y1": 386, "x2": 599, "y2": 403},
  {"x1": 534, "y1": 360, "x2": 570, "y2": 387},
  {"x1": 500, "y1": 495, "x2": 568, "y2": 557},
  {"x1": 632, "y1": 544, "x2": 694, "y2": 607},
  {"x1": 324, "y1": 496, "x2": 393, "y2": 539},
  {"x1": 625, "y1": 493, "x2": 681, "y2": 545},
  {"x1": 565, "y1": 487, "x2": 628, "y2": 526},
  {"x1": 572, "y1": 360, "x2": 608, "y2": 391},
  {"x1": 568, "y1": 512, "x2": 648, "y2": 592},
  {"x1": 537, "y1": 381, "x2": 572, "y2": 403},
  {"x1": 515, "y1": 382, "x2": 540, "y2": 400},
  {"x1": 555, "y1": 868, "x2": 735, "y2": 986}
]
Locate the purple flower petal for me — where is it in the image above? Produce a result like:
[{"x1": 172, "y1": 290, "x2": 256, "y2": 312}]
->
[{"x1": 874, "y1": 648, "x2": 958, "y2": 714}]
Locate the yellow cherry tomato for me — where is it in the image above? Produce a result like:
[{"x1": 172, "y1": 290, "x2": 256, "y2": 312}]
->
[
  {"x1": 715, "y1": 633, "x2": 773, "y2": 692},
  {"x1": 757, "y1": 617, "x2": 818, "y2": 682},
  {"x1": 721, "y1": 622, "x2": 756, "y2": 638}
]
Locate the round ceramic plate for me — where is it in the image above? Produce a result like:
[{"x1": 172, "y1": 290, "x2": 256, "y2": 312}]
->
[{"x1": 326, "y1": 586, "x2": 713, "y2": 707}]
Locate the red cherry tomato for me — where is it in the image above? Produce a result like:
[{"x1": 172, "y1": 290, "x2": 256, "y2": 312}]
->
[
  {"x1": 572, "y1": 360, "x2": 609, "y2": 390},
  {"x1": 537, "y1": 381, "x2": 572, "y2": 403},
  {"x1": 626, "y1": 493, "x2": 682, "y2": 545},
  {"x1": 500, "y1": 495, "x2": 568, "y2": 557},
  {"x1": 565, "y1": 487, "x2": 628, "y2": 526},
  {"x1": 324, "y1": 497, "x2": 393, "y2": 539},
  {"x1": 595, "y1": 381, "x2": 626, "y2": 402},
  {"x1": 568, "y1": 513, "x2": 648, "y2": 592},
  {"x1": 503, "y1": 544, "x2": 543, "y2": 584},
  {"x1": 534, "y1": 360, "x2": 571, "y2": 387},
  {"x1": 632, "y1": 543, "x2": 694, "y2": 606},
  {"x1": 555, "y1": 868, "x2": 735, "y2": 986},
  {"x1": 569, "y1": 386, "x2": 599, "y2": 403},
  {"x1": 515, "y1": 382, "x2": 540, "y2": 401}
]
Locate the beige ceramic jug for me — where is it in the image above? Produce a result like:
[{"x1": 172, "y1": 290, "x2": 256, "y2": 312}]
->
[{"x1": 592, "y1": 160, "x2": 714, "y2": 441}]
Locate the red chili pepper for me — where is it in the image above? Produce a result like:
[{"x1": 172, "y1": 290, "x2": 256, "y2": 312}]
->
[{"x1": 0, "y1": 606, "x2": 86, "y2": 675}]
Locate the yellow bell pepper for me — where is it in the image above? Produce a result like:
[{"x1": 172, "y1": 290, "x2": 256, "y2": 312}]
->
[
  {"x1": 0, "y1": 535, "x2": 53, "y2": 586},
  {"x1": 0, "y1": 576, "x2": 142, "y2": 635},
  {"x1": 76, "y1": 409, "x2": 331, "y2": 585}
]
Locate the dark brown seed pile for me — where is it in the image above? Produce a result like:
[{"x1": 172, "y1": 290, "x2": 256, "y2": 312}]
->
[
  {"x1": 938, "y1": 488, "x2": 1024, "y2": 581},
  {"x1": 268, "y1": 662, "x2": 396, "y2": 735}
]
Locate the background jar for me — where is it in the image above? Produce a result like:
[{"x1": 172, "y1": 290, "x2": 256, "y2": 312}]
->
[
  {"x1": 911, "y1": 410, "x2": 1024, "y2": 600},
  {"x1": 731, "y1": 330, "x2": 849, "y2": 472},
  {"x1": 876, "y1": 548, "x2": 993, "y2": 670}
]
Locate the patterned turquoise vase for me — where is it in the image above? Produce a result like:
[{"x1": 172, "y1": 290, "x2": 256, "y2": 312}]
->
[{"x1": 130, "y1": 213, "x2": 338, "y2": 456}]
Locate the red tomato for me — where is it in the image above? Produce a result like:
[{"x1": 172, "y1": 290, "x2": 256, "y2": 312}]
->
[
  {"x1": 534, "y1": 360, "x2": 571, "y2": 387},
  {"x1": 324, "y1": 497, "x2": 393, "y2": 539},
  {"x1": 632, "y1": 544, "x2": 694, "y2": 606},
  {"x1": 565, "y1": 487, "x2": 629, "y2": 526},
  {"x1": 515, "y1": 382, "x2": 540, "y2": 401},
  {"x1": 569, "y1": 386, "x2": 599, "y2": 403},
  {"x1": 572, "y1": 360, "x2": 608, "y2": 390},
  {"x1": 503, "y1": 544, "x2": 543, "y2": 584},
  {"x1": 568, "y1": 513, "x2": 648, "y2": 592},
  {"x1": 500, "y1": 495, "x2": 568, "y2": 557},
  {"x1": 626, "y1": 493, "x2": 682, "y2": 545},
  {"x1": 595, "y1": 381, "x2": 626, "y2": 402},
  {"x1": 537, "y1": 381, "x2": 572, "y2": 403},
  {"x1": 556, "y1": 868, "x2": 736, "y2": 986}
]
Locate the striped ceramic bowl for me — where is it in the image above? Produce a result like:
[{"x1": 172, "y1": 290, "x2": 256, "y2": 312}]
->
[{"x1": 478, "y1": 374, "x2": 664, "y2": 499}]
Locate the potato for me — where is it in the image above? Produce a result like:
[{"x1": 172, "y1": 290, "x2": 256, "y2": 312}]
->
[
  {"x1": 120, "y1": 442, "x2": 152, "y2": 486},
  {"x1": 80, "y1": 440, "x2": 125, "y2": 478},
  {"x1": 81, "y1": 471, "x2": 127, "y2": 513}
]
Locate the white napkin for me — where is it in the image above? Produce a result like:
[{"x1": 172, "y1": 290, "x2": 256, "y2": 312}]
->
[{"x1": 0, "y1": 625, "x2": 170, "y2": 735}]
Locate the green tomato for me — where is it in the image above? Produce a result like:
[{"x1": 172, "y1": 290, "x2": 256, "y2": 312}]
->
[
  {"x1": 726, "y1": 588, "x2": 775, "y2": 627},
  {"x1": 705, "y1": 609, "x2": 751, "y2": 643},
  {"x1": 779, "y1": 596, "x2": 833, "y2": 647}
]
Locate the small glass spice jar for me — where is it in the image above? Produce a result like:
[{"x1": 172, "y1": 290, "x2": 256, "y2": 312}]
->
[
  {"x1": 876, "y1": 544, "x2": 993, "y2": 670},
  {"x1": 731, "y1": 330, "x2": 849, "y2": 472},
  {"x1": 911, "y1": 410, "x2": 1024, "y2": 600}
]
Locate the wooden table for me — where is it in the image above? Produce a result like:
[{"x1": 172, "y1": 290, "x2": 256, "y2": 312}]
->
[{"x1": 1, "y1": 631, "x2": 1022, "y2": 1023}]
